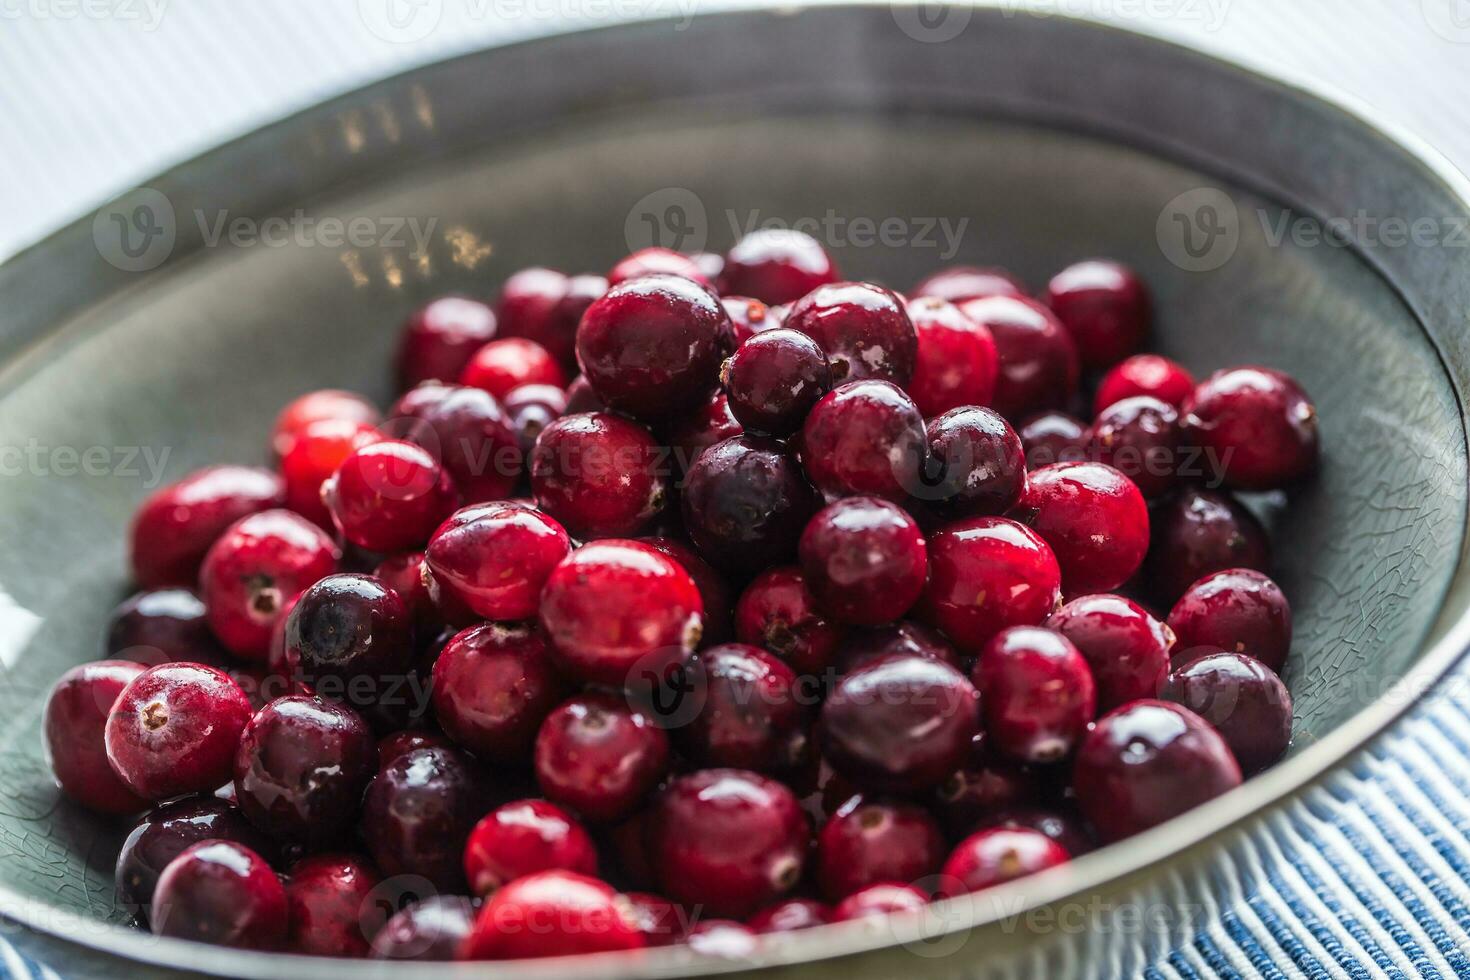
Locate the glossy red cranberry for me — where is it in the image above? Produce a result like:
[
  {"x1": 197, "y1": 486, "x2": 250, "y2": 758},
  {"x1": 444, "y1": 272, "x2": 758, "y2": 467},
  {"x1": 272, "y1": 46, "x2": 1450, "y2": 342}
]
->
[
  {"x1": 801, "y1": 380, "x2": 926, "y2": 502},
  {"x1": 960, "y1": 296, "x2": 1079, "y2": 420},
  {"x1": 324, "y1": 439, "x2": 458, "y2": 552},
  {"x1": 280, "y1": 418, "x2": 382, "y2": 526},
  {"x1": 933, "y1": 750, "x2": 1039, "y2": 837},
  {"x1": 535, "y1": 692, "x2": 669, "y2": 822},
  {"x1": 1095, "y1": 354, "x2": 1195, "y2": 414},
  {"x1": 150, "y1": 841, "x2": 286, "y2": 949},
  {"x1": 936, "y1": 827, "x2": 1069, "y2": 897},
  {"x1": 105, "y1": 663, "x2": 253, "y2": 800},
  {"x1": 734, "y1": 566, "x2": 844, "y2": 675},
  {"x1": 1088, "y1": 396, "x2": 1179, "y2": 499},
  {"x1": 503, "y1": 382, "x2": 567, "y2": 452},
  {"x1": 106, "y1": 589, "x2": 225, "y2": 666},
  {"x1": 495, "y1": 267, "x2": 568, "y2": 357},
  {"x1": 1044, "y1": 260, "x2": 1151, "y2": 369},
  {"x1": 722, "y1": 327, "x2": 832, "y2": 436},
  {"x1": 817, "y1": 800, "x2": 945, "y2": 901},
  {"x1": 784, "y1": 281, "x2": 916, "y2": 385},
  {"x1": 1015, "y1": 462, "x2": 1149, "y2": 593},
  {"x1": 1167, "y1": 568, "x2": 1291, "y2": 672},
  {"x1": 1147, "y1": 489, "x2": 1271, "y2": 603},
  {"x1": 130, "y1": 466, "x2": 286, "y2": 589},
  {"x1": 361, "y1": 745, "x2": 487, "y2": 891},
  {"x1": 911, "y1": 265, "x2": 1025, "y2": 304},
  {"x1": 798, "y1": 496, "x2": 927, "y2": 626},
  {"x1": 1162, "y1": 651, "x2": 1291, "y2": 773},
  {"x1": 906, "y1": 296, "x2": 999, "y2": 417},
  {"x1": 923, "y1": 406, "x2": 1027, "y2": 517},
  {"x1": 643, "y1": 536, "x2": 734, "y2": 644},
  {"x1": 623, "y1": 891, "x2": 686, "y2": 946},
  {"x1": 832, "y1": 883, "x2": 928, "y2": 921},
  {"x1": 918, "y1": 516, "x2": 1062, "y2": 656},
  {"x1": 648, "y1": 769, "x2": 808, "y2": 917},
  {"x1": 719, "y1": 230, "x2": 838, "y2": 305},
  {"x1": 682, "y1": 436, "x2": 817, "y2": 574},
  {"x1": 425, "y1": 503, "x2": 571, "y2": 621},
  {"x1": 1018, "y1": 412, "x2": 1090, "y2": 470},
  {"x1": 747, "y1": 898, "x2": 828, "y2": 933},
  {"x1": 837, "y1": 620, "x2": 960, "y2": 674},
  {"x1": 531, "y1": 412, "x2": 668, "y2": 538},
  {"x1": 821, "y1": 655, "x2": 980, "y2": 793},
  {"x1": 722, "y1": 295, "x2": 777, "y2": 344},
  {"x1": 1047, "y1": 593, "x2": 1172, "y2": 711},
  {"x1": 378, "y1": 729, "x2": 450, "y2": 768},
  {"x1": 389, "y1": 382, "x2": 520, "y2": 503},
  {"x1": 460, "y1": 337, "x2": 567, "y2": 400},
  {"x1": 540, "y1": 540, "x2": 704, "y2": 688},
  {"x1": 44, "y1": 660, "x2": 148, "y2": 814},
  {"x1": 460, "y1": 869, "x2": 644, "y2": 959},
  {"x1": 974, "y1": 627, "x2": 1094, "y2": 764},
  {"x1": 285, "y1": 573, "x2": 415, "y2": 701},
  {"x1": 370, "y1": 896, "x2": 476, "y2": 961},
  {"x1": 464, "y1": 799, "x2": 598, "y2": 896},
  {"x1": 577, "y1": 274, "x2": 732, "y2": 420},
  {"x1": 609, "y1": 246, "x2": 711, "y2": 287},
  {"x1": 686, "y1": 919, "x2": 759, "y2": 957},
  {"x1": 669, "y1": 392, "x2": 744, "y2": 473},
  {"x1": 232, "y1": 695, "x2": 377, "y2": 845},
  {"x1": 679, "y1": 644, "x2": 804, "y2": 771},
  {"x1": 1180, "y1": 366, "x2": 1319, "y2": 490},
  {"x1": 397, "y1": 296, "x2": 498, "y2": 390},
  {"x1": 116, "y1": 797, "x2": 272, "y2": 915},
  {"x1": 272, "y1": 389, "x2": 380, "y2": 459},
  {"x1": 981, "y1": 806, "x2": 1095, "y2": 857},
  {"x1": 283, "y1": 853, "x2": 380, "y2": 957},
  {"x1": 433, "y1": 623, "x2": 565, "y2": 762}
]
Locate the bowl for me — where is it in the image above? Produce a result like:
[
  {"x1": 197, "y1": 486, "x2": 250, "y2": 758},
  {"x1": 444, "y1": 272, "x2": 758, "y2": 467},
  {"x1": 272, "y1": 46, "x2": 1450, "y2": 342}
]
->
[{"x1": 1, "y1": 5, "x2": 1467, "y2": 977}]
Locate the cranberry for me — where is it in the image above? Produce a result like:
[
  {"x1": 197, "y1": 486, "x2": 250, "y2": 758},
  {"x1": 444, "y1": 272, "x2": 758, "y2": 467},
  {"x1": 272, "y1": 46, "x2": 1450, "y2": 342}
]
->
[
  {"x1": 683, "y1": 436, "x2": 817, "y2": 574},
  {"x1": 285, "y1": 573, "x2": 415, "y2": 705},
  {"x1": 1075, "y1": 699, "x2": 1242, "y2": 841},
  {"x1": 936, "y1": 827, "x2": 1069, "y2": 897},
  {"x1": 361, "y1": 745, "x2": 486, "y2": 891},
  {"x1": 801, "y1": 380, "x2": 926, "y2": 502},
  {"x1": 106, "y1": 589, "x2": 225, "y2": 666},
  {"x1": 503, "y1": 382, "x2": 567, "y2": 452},
  {"x1": 535, "y1": 693, "x2": 669, "y2": 822},
  {"x1": 1044, "y1": 259, "x2": 1151, "y2": 369},
  {"x1": 669, "y1": 392, "x2": 744, "y2": 473},
  {"x1": 531, "y1": 412, "x2": 668, "y2": 538},
  {"x1": 389, "y1": 382, "x2": 520, "y2": 503},
  {"x1": 272, "y1": 389, "x2": 380, "y2": 459},
  {"x1": 1167, "y1": 568, "x2": 1291, "y2": 672},
  {"x1": 372, "y1": 551, "x2": 437, "y2": 630},
  {"x1": 1088, "y1": 396, "x2": 1179, "y2": 499},
  {"x1": 463, "y1": 799, "x2": 598, "y2": 896},
  {"x1": 431, "y1": 623, "x2": 565, "y2": 762},
  {"x1": 130, "y1": 466, "x2": 286, "y2": 589},
  {"x1": 982, "y1": 806, "x2": 1095, "y2": 856},
  {"x1": 564, "y1": 374, "x2": 604, "y2": 413},
  {"x1": 911, "y1": 265, "x2": 1025, "y2": 304},
  {"x1": 1180, "y1": 366, "x2": 1319, "y2": 490},
  {"x1": 798, "y1": 496, "x2": 927, "y2": 626},
  {"x1": 1015, "y1": 462, "x2": 1149, "y2": 593},
  {"x1": 832, "y1": 884, "x2": 928, "y2": 921},
  {"x1": 734, "y1": 566, "x2": 844, "y2": 675},
  {"x1": 648, "y1": 769, "x2": 808, "y2": 917},
  {"x1": 370, "y1": 896, "x2": 476, "y2": 961},
  {"x1": 324, "y1": 439, "x2": 457, "y2": 552},
  {"x1": 1047, "y1": 593, "x2": 1172, "y2": 711},
  {"x1": 678, "y1": 644, "x2": 804, "y2": 771},
  {"x1": 784, "y1": 281, "x2": 916, "y2": 385},
  {"x1": 1147, "y1": 488, "x2": 1271, "y2": 603},
  {"x1": 1162, "y1": 652, "x2": 1291, "y2": 773},
  {"x1": 150, "y1": 841, "x2": 286, "y2": 949},
  {"x1": 905, "y1": 296, "x2": 999, "y2": 417},
  {"x1": 748, "y1": 898, "x2": 828, "y2": 933},
  {"x1": 960, "y1": 296, "x2": 1079, "y2": 420},
  {"x1": 577, "y1": 274, "x2": 732, "y2": 420},
  {"x1": 973, "y1": 627, "x2": 1094, "y2": 764},
  {"x1": 1095, "y1": 354, "x2": 1195, "y2": 414},
  {"x1": 460, "y1": 870, "x2": 644, "y2": 959},
  {"x1": 609, "y1": 246, "x2": 711, "y2": 287},
  {"x1": 643, "y1": 536, "x2": 734, "y2": 644},
  {"x1": 116, "y1": 797, "x2": 271, "y2": 915},
  {"x1": 425, "y1": 503, "x2": 571, "y2": 621},
  {"x1": 821, "y1": 655, "x2": 980, "y2": 793},
  {"x1": 232, "y1": 695, "x2": 377, "y2": 845},
  {"x1": 918, "y1": 516, "x2": 1062, "y2": 656},
  {"x1": 934, "y1": 751, "x2": 1039, "y2": 836},
  {"x1": 722, "y1": 327, "x2": 832, "y2": 436},
  {"x1": 44, "y1": 660, "x2": 148, "y2": 814},
  {"x1": 923, "y1": 406, "x2": 1027, "y2": 517},
  {"x1": 397, "y1": 296, "x2": 498, "y2": 389},
  {"x1": 719, "y1": 230, "x2": 838, "y2": 305},
  {"x1": 541, "y1": 274, "x2": 610, "y2": 368},
  {"x1": 495, "y1": 268, "x2": 569, "y2": 359},
  {"x1": 460, "y1": 337, "x2": 567, "y2": 400},
  {"x1": 282, "y1": 853, "x2": 380, "y2": 957},
  {"x1": 378, "y1": 729, "x2": 450, "y2": 768},
  {"x1": 1018, "y1": 412, "x2": 1089, "y2": 470},
  {"x1": 280, "y1": 418, "x2": 383, "y2": 526},
  {"x1": 817, "y1": 801, "x2": 945, "y2": 901},
  {"x1": 539, "y1": 540, "x2": 704, "y2": 688},
  {"x1": 837, "y1": 620, "x2": 960, "y2": 674},
  {"x1": 722, "y1": 295, "x2": 777, "y2": 344},
  {"x1": 105, "y1": 663, "x2": 253, "y2": 800},
  {"x1": 686, "y1": 919, "x2": 759, "y2": 957},
  {"x1": 623, "y1": 891, "x2": 686, "y2": 946}
]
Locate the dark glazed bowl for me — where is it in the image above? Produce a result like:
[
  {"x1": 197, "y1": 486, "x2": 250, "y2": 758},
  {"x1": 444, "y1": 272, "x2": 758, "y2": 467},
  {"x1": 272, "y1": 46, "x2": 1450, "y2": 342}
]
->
[{"x1": 0, "y1": 6, "x2": 1467, "y2": 978}]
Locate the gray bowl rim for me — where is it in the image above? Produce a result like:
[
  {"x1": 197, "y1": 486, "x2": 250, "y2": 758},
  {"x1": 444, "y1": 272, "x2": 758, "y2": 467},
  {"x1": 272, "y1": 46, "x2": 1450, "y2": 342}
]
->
[{"x1": 2, "y1": 4, "x2": 1469, "y2": 976}]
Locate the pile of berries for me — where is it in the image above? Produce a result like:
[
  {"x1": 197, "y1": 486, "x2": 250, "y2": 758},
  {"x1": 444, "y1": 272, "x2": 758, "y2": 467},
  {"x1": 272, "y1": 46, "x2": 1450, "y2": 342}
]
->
[{"x1": 45, "y1": 230, "x2": 1316, "y2": 959}]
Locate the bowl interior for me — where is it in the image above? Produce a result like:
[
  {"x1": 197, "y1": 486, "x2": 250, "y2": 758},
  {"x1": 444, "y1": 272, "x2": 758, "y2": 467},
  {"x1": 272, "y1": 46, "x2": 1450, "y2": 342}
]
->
[{"x1": 0, "y1": 106, "x2": 1462, "y2": 940}]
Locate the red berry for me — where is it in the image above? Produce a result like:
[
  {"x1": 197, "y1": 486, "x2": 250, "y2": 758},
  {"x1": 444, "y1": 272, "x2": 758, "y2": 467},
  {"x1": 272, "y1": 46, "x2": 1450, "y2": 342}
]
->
[
  {"x1": 1016, "y1": 462, "x2": 1149, "y2": 593},
  {"x1": 1095, "y1": 353, "x2": 1195, "y2": 414},
  {"x1": 1180, "y1": 366, "x2": 1319, "y2": 490},
  {"x1": 1047, "y1": 593, "x2": 1173, "y2": 711},
  {"x1": 130, "y1": 466, "x2": 286, "y2": 589},
  {"x1": 734, "y1": 566, "x2": 844, "y2": 676},
  {"x1": 503, "y1": 382, "x2": 567, "y2": 453},
  {"x1": 747, "y1": 898, "x2": 828, "y2": 933},
  {"x1": 272, "y1": 389, "x2": 379, "y2": 459},
  {"x1": 1044, "y1": 259, "x2": 1151, "y2": 369},
  {"x1": 496, "y1": 268, "x2": 568, "y2": 355},
  {"x1": 785, "y1": 281, "x2": 916, "y2": 385},
  {"x1": 798, "y1": 496, "x2": 927, "y2": 626},
  {"x1": 679, "y1": 644, "x2": 805, "y2": 771},
  {"x1": 372, "y1": 551, "x2": 437, "y2": 629},
  {"x1": 1167, "y1": 568, "x2": 1291, "y2": 672},
  {"x1": 837, "y1": 620, "x2": 960, "y2": 674},
  {"x1": 1146, "y1": 489, "x2": 1271, "y2": 603},
  {"x1": 910, "y1": 265, "x2": 1025, "y2": 304},
  {"x1": 432, "y1": 623, "x2": 566, "y2": 762},
  {"x1": 919, "y1": 516, "x2": 1062, "y2": 655},
  {"x1": 460, "y1": 337, "x2": 567, "y2": 400},
  {"x1": 801, "y1": 380, "x2": 926, "y2": 502},
  {"x1": 1162, "y1": 652, "x2": 1292, "y2": 773},
  {"x1": 464, "y1": 799, "x2": 598, "y2": 896},
  {"x1": 923, "y1": 406, "x2": 1027, "y2": 517},
  {"x1": 370, "y1": 896, "x2": 476, "y2": 961},
  {"x1": 816, "y1": 800, "x2": 945, "y2": 901},
  {"x1": 105, "y1": 589, "x2": 226, "y2": 666},
  {"x1": 284, "y1": 574, "x2": 416, "y2": 715},
  {"x1": 722, "y1": 327, "x2": 832, "y2": 436},
  {"x1": 1088, "y1": 396, "x2": 1179, "y2": 499},
  {"x1": 361, "y1": 745, "x2": 487, "y2": 891},
  {"x1": 534, "y1": 692, "x2": 670, "y2": 823},
  {"x1": 389, "y1": 382, "x2": 521, "y2": 504},
  {"x1": 974, "y1": 626, "x2": 1095, "y2": 763},
  {"x1": 669, "y1": 391, "x2": 744, "y2": 474},
  {"x1": 682, "y1": 435, "x2": 817, "y2": 574},
  {"x1": 719, "y1": 230, "x2": 839, "y2": 305},
  {"x1": 961, "y1": 296, "x2": 1078, "y2": 420},
  {"x1": 397, "y1": 296, "x2": 497, "y2": 390},
  {"x1": 530, "y1": 412, "x2": 668, "y2": 538},
  {"x1": 936, "y1": 827, "x2": 1069, "y2": 897},
  {"x1": 282, "y1": 853, "x2": 381, "y2": 957},
  {"x1": 906, "y1": 296, "x2": 999, "y2": 416},
  {"x1": 324, "y1": 439, "x2": 458, "y2": 552},
  {"x1": 150, "y1": 841, "x2": 286, "y2": 949},
  {"x1": 44, "y1": 660, "x2": 149, "y2": 814},
  {"x1": 280, "y1": 418, "x2": 382, "y2": 526},
  {"x1": 541, "y1": 274, "x2": 609, "y2": 368},
  {"x1": 425, "y1": 503, "x2": 571, "y2": 621},
  {"x1": 1017, "y1": 411, "x2": 1089, "y2": 470},
  {"x1": 460, "y1": 870, "x2": 644, "y2": 959},
  {"x1": 608, "y1": 247, "x2": 711, "y2": 287},
  {"x1": 832, "y1": 883, "x2": 928, "y2": 921}
]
